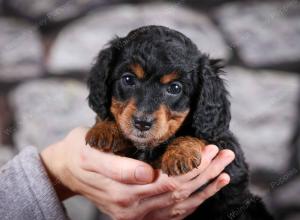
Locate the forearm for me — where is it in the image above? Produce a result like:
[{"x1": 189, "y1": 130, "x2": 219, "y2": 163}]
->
[{"x1": 0, "y1": 147, "x2": 67, "y2": 220}]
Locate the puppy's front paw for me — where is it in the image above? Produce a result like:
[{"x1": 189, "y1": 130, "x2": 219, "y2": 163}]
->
[
  {"x1": 85, "y1": 121, "x2": 128, "y2": 153},
  {"x1": 161, "y1": 137, "x2": 205, "y2": 176},
  {"x1": 85, "y1": 127, "x2": 112, "y2": 151}
]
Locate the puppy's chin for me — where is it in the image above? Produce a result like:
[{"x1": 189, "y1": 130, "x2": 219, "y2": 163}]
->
[{"x1": 124, "y1": 129, "x2": 168, "y2": 149}]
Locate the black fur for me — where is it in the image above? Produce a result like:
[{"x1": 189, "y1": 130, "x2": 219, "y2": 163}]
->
[
  {"x1": 87, "y1": 38, "x2": 120, "y2": 119},
  {"x1": 87, "y1": 25, "x2": 274, "y2": 220}
]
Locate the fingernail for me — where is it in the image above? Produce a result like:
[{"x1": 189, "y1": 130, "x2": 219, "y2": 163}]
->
[{"x1": 135, "y1": 165, "x2": 153, "y2": 183}]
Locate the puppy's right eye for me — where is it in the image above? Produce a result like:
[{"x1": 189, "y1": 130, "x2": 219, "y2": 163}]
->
[{"x1": 122, "y1": 73, "x2": 136, "y2": 86}]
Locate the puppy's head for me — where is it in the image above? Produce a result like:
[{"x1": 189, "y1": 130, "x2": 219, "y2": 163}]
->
[{"x1": 88, "y1": 25, "x2": 230, "y2": 148}]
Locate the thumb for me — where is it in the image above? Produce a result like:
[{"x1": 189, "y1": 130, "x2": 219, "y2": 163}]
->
[{"x1": 81, "y1": 146, "x2": 155, "y2": 184}]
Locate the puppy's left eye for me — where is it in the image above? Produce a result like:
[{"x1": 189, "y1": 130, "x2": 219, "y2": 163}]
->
[
  {"x1": 122, "y1": 73, "x2": 136, "y2": 86},
  {"x1": 167, "y1": 82, "x2": 182, "y2": 95}
]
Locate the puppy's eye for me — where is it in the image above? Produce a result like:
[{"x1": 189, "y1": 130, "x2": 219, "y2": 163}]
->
[
  {"x1": 167, "y1": 82, "x2": 182, "y2": 95},
  {"x1": 122, "y1": 73, "x2": 136, "y2": 86}
]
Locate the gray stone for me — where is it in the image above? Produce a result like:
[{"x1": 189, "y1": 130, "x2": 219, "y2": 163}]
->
[
  {"x1": 226, "y1": 67, "x2": 300, "y2": 172},
  {"x1": 64, "y1": 196, "x2": 96, "y2": 220},
  {"x1": 0, "y1": 18, "x2": 43, "y2": 82},
  {"x1": 47, "y1": 3, "x2": 230, "y2": 74},
  {"x1": 184, "y1": 0, "x2": 230, "y2": 7},
  {"x1": 4, "y1": 0, "x2": 113, "y2": 22},
  {"x1": 0, "y1": 146, "x2": 14, "y2": 167},
  {"x1": 215, "y1": 1, "x2": 300, "y2": 68},
  {"x1": 9, "y1": 79, "x2": 95, "y2": 151}
]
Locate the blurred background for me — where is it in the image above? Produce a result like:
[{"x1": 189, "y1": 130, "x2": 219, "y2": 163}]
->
[{"x1": 0, "y1": 0, "x2": 299, "y2": 219}]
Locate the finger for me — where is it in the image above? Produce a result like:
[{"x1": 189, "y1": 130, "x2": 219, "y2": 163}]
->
[
  {"x1": 173, "y1": 150, "x2": 234, "y2": 200},
  {"x1": 78, "y1": 169, "x2": 156, "y2": 207},
  {"x1": 80, "y1": 146, "x2": 155, "y2": 184},
  {"x1": 77, "y1": 168, "x2": 177, "y2": 208},
  {"x1": 71, "y1": 171, "x2": 108, "y2": 198},
  {"x1": 78, "y1": 174, "x2": 139, "y2": 209},
  {"x1": 133, "y1": 170, "x2": 179, "y2": 199},
  {"x1": 79, "y1": 168, "x2": 176, "y2": 203},
  {"x1": 173, "y1": 208, "x2": 196, "y2": 220},
  {"x1": 143, "y1": 204, "x2": 174, "y2": 220},
  {"x1": 140, "y1": 192, "x2": 175, "y2": 215},
  {"x1": 143, "y1": 204, "x2": 196, "y2": 220},
  {"x1": 134, "y1": 145, "x2": 218, "y2": 199},
  {"x1": 74, "y1": 168, "x2": 114, "y2": 191},
  {"x1": 173, "y1": 173, "x2": 230, "y2": 212},
  {"x1": 174, "y1": 145, "x2": 219, "y2": 183}
]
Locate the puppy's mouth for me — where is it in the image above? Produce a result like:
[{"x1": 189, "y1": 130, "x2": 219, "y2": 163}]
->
[
  {"x1": 118, "y1": 116, "x2": 185, "y2": 149},
  {"x1": 135, "y1": 131, "x2": 148, "y2": 138},
  {"x1": 124, "y1": 127, "x2": 160, "y2": 148},
  {"x1": 131, "y1": 130, "x2": 148, "y2": 140}
]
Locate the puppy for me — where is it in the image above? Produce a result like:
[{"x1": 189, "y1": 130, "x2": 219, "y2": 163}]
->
[{"x1": 85, "y1": 25, "x2": 273, "y2": 220}]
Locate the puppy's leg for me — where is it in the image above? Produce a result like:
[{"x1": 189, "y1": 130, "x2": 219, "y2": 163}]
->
[
  {"x1": 85, "y1": 120, "x2": 131, "y2": 154},
  {"x1": 161, "y1": 137, "x2": 206, "y2": 176}
]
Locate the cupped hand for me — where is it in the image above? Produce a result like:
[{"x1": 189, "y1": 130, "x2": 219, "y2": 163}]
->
[
  {"x1": 143, "y1": 149, "x2": 233, "y2": 220},
  {"x1": 41, "y1": 127, "x2": 234, "y2": 220}
]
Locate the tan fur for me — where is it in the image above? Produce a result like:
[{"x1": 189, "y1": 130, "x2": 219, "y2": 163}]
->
[
  {"x1": 111, "y1": 98, "x2": 136, "y2": 136},
  {"x1": 160, "y1": 72, "x2": 178, "y2": 84},
  {"x1": 130, "y1": 63, "x2": 144, "y2": 79},
  {"x1": 153, "y1": 105, "x2": 189, "y2": 145},
  {"x1": 161, "y1": 136, "x2": 206, "y2": 176},
  {"x1": 85, "y1": 120, "x2": 131, "y2": 154}
]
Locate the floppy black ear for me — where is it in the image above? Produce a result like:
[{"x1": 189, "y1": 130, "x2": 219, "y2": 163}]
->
[
  {"x1": 192, "y1": 55, "x2": 231, "y2": 141},
  {"x1": 87, "y1": 39, "x2": 120, "y2": 120}
]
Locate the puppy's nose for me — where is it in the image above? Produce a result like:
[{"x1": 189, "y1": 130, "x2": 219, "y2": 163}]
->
[{"x1": 133, "y1": 116, "x2": 153, "y2": 131}]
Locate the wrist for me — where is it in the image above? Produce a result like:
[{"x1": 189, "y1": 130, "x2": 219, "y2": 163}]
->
[{"x1": 40, "y1": 141, "x2": 76, "y2": 201}]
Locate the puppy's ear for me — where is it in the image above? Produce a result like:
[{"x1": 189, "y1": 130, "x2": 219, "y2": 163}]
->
[
  {"x1": 87, "y1": 39, "x2": 120, "y2": 120},
  {"x1": 192, "y1": 55, "x2": 231, "y2": 140}
]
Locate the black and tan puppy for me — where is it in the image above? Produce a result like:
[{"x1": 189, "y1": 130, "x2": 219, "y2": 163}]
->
[{"x1": 85, "y1": 25, "x2": 273, "y2": 220}]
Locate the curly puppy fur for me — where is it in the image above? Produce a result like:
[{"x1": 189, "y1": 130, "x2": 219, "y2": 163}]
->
[{"x1": 86, "y1": 25, "x2": 274, "y2": 220}]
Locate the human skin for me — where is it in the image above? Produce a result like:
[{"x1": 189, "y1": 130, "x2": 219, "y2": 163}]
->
[{"x1": 40, "y1": 127, "x2": 235, "y2": 220}]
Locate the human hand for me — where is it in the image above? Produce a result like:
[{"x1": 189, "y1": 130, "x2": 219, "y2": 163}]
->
[
  {"x1": 143, "y1": 148, "x2": 234, "y2": 220},
  {"x1": 40, "y1": 127, "x2": 174, "y2": 219},
  {"x1": 41, "y1": 127, "x2": 234, "y2": 220}
]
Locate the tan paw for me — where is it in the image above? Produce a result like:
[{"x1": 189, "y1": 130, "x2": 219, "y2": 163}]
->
[
  {"x1": 85, "y1": 121, "x2": 129, "y2": 153},
  {"x1": 161, "y1": 137, "x2": 205, "y2": 176}
]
